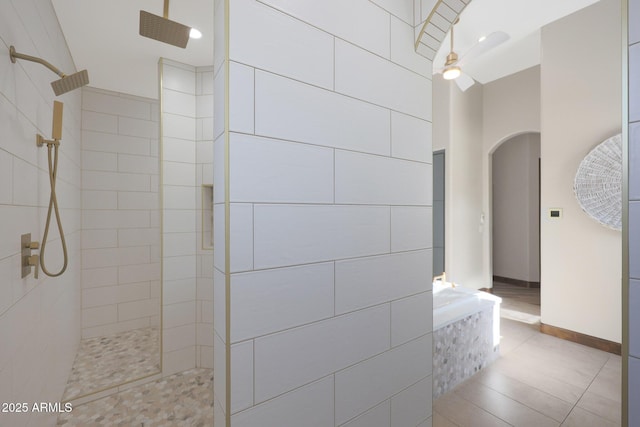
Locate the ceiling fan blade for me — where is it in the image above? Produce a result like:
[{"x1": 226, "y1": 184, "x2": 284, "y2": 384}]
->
[
  {"x1": 455, "y1": 73, "x2": 475, "y2": 92},
  {"x1": 458, "y1": 31, "x2": 509, "y2": 66}
]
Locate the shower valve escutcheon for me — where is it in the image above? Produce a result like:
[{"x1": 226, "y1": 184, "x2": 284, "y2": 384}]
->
[{"x1": 21, "y1": 233, "x2": 40, "y2": 279}]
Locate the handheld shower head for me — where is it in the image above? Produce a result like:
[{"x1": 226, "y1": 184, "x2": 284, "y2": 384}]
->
[
  {"x1": 139, "y1": 0, "x2": 191, "y2": 48},
  {"x1": 9, "y1": 46, "x2": 89, "y2": 95}
]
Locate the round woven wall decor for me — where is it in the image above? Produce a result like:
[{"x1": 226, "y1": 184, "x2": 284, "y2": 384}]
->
[{"x1": 573, "y1": 133, "x2": 622, "y2": 231}]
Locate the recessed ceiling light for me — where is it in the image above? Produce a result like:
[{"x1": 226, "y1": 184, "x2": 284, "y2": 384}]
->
[
  {"x1": 478, "y1": 35, "x2": 487, "y2": 43},
  {"x1": 190, "y1": 28, "x2": 202, "y2": 39}
]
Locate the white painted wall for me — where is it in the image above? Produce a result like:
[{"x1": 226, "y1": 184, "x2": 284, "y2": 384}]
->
[
  {"x1": 0, "y1": 1, "x2": 82, "y2": 425},
  {"x1": 492, "y1": 133, "x2": 540, "y2": 282},
  {"x1": 482, "y1": 66, "x2": 541, "y2": 286},
  {"x1": 446, "y1": 83, "x2": 485, "y2": 289},
  {"x1": 540, "y1": 0, "x2": 621, "y2": 342},
  {"x1": 215, "y1": 0, "x2": 434, "y2": 425},
  {"x1": 80, "y1": 88, "x2": 161, "y2": 339}
]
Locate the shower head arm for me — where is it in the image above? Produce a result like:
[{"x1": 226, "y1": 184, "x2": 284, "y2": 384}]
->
[
  {"x1": 9, "y1": 46, "x2": 65, "y2": 78},
  {"x1": 163, "y1": 0, "x2": 169, "y2": 18}
]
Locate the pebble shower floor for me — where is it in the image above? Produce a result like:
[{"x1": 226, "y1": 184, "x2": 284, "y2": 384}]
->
[{"x1": 57, "y1": 368, "x2": 214, "y2": 426}]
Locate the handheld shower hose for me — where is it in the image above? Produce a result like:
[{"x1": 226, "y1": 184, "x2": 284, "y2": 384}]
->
[
  {"x1": 37, "y1": 101, "x2": 68, "y2": 277},
  {"x1": 8, "y1": 46, "x2": 87, "y2": 278}
]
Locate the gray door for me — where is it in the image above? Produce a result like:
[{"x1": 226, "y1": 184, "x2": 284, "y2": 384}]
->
[{"x1": 433, "y1": 150, "x2": 445, "y2": 276}]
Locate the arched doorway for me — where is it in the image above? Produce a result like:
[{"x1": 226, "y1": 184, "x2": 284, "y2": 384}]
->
[{"x1": 491, "y1": 132, "x2": 541, "y2": 323}]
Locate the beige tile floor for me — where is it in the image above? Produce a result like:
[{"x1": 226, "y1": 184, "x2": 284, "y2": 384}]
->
[{"x1": 434, "y1": 283, "x2": 621, "y2": 426}]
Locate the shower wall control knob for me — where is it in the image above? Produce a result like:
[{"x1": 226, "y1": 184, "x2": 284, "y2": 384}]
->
[
  {"x1": 27, "y1": 255, "x2": 39, "y2": 279},
  {"x1": 20, "y1": 233, "x2": 40, "y2": 279}
]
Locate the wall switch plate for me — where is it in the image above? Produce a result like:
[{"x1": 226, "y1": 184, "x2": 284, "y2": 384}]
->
[{"x1": 549, "y1": 208, "x2": 563, "y2": 219}]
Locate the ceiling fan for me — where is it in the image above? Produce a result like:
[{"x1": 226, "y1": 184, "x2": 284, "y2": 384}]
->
[{"x1": 435, "y1": 19, "x2": 510, "y2": 92}]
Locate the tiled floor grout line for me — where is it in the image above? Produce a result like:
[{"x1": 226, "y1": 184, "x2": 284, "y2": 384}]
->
[{"x1": 558, "y1": 358, "x2": 615, "y2": 426}]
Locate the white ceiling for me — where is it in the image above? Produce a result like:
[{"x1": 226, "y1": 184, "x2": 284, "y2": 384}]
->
[
  {"x1": 433, "y1": 0, "x2": 600, "y2": 85},
  {"x1": 52, "y1": 0, "x2": 214, "y2": 99},
  {"x1": 51, "y1": 0, "x2": 599, "y2": 100}
]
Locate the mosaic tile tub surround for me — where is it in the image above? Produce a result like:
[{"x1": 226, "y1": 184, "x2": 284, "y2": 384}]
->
[{"x1": 432, "y1": 283, "x2": 501, "y2": 398}]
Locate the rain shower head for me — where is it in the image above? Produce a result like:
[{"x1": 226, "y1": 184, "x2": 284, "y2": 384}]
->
[
  {"x1": 139, "y1": 10, "x2": 190, "y2": 48},
  {"x1": 51, "y1": 70, "x2": 89, "y2": 96},
  {"x1": 9, "y1": 46, "x2": 89, "y2": 95}
]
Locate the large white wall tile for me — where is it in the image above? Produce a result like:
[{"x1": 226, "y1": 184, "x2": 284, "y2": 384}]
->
[
  {"x1": 213, "y1": 67, "x2": 225, "y2": 140},
  {"x1": 163, "y1": 114, "x2": 196, "y2": 141},
  {"x1": 254, "y1": 305, "x2": 390, "y2": 402},
  {"x1": 230, "y1": 203, "x2": 254, "y2": 272},
  {"x1": 231, "y1": 341, "x2": 254, "y2": 413},
  {"x1": 335, "y1": 39, "x2": 432, "y2": 120},
  {"x1": 390, "y1": 16, "x2": 433, "y2": 77},
  {"x1": 163, "y1": 185, "x2": 196, "y2": 209},
  {"x1": 118, "y1": 154, "x2": 159, "y2": 175},
  {"x1": 162, "y1": 90, "x2": 196, "y2": 118},
  {"x1": 163, "y1": 161, "x2": 196, "y2": 187},
  {"x1": 0, "y1": 150, "x2": 11, "y2": 204},
  {"x1": 162, "y1": 63, "x2": 196, "y2": 94},
  {"x1": 83, "y1": 90, "x2": 151, "y2": 120},
  {"x1": 230, "y1": 0, "x2": 334, "y2": 89},
  {"x1": 335, "y1": 250, "x2": 431, "y2": 314},
  {"x1": 164, "y1": 255, "x2": 197, "y2": 281},
  {"x1": 82, "y1": 131, "x2": 150, "y2": 156},
  {"x1": 163, "y1": 137, "x2": 196, "y2": 164},
  {"x1": 391, "y1": 206, "x2": 433, "y2": 252},
  {"x1": 391, "y1": 292, "x2": 432, "y2": 347},
  {"x1": 164, "y1": 301, "x2": 196, "y2": 328},
  {"x1": 82, "y1": 151, "x2": 117, "y2": 172},
  {"x1": 335, "y1": 334, "x2": 432, "y2": 425},
  {"x1": 229, "y1": 62, "x2": 255, "y2": 133},
  {"x1": 335, "y1": 150, "x2": 431, "y2": 205},
  {"x1": 391, "y1": 111, "x2": 432, "y2": 163},
  {"x1": 254, "y1": 204, "x2": 390, "y2": 269},
  {"x1": 231, "y1": 377, "x2": 334, "y2": 427},
  {"x1": 82, "y1": 190, "x2": 117, "y2": 210},
  {"x1": 631, "y1": 0, "x2": 640, "y2": 45},
  {"x1": 163, "y1": 278, "x2": 196, "y2": 305},
  {"x1": 631, "y1": 44, "x2": 640, "y2": 123},
  {"x1": 341, "y1": 400, "x2": 391, "y2": 427},
  {"x1": 229, "y1": 133, "x2": 334, "y2": 203},
  {"x1": 371, "y1": 0, "x2": 414, "y2": 24},
  {"x1": 163, "y1": 324, "x2": 196, "y2": 352},
  {"x1": 118, "y1": 116, "x2": 158, "y2": 139},
  {"x1": 255, "y1": 71, "x2": 390, "y2": 156},
  {"x1": 82, "y1": 111, "x2": 118, "y2": 133},
  {"x1": 214, "y1": 268, "x2": 226, "y2": 338},
  {"x1": 390, "y1": 376, "x2": 432, "y2": 427},
  {"x1": 164, "y1": 210, "x2": 196, "y2": 233},
  {"x1": 259, "y1": 0, "x2": 391, "y2": 58},
  {"x1": 230, "y1": 263, "x2": 334, "y2": 342}
]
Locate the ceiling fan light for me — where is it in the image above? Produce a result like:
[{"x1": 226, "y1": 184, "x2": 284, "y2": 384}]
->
[{"x1": 443, "y1": 65, "x2": 461, "y2": 80}]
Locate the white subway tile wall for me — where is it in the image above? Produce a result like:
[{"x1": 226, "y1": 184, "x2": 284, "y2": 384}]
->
[
  {"x1": 0, "y1": 2, "x2": 82, "y2": 424},
  {"x1": 81, "y1": 87, "x2": 160, "y2": 339},
  {"x1": 160, "y1": 60, "x2": 214, "y2": 375},
  {"x1": 219, "y1": 1, "x2": 434, "y2": 425},
  {"x1": 196, "y1": 65, "x2": 214, "y2": 370}
]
